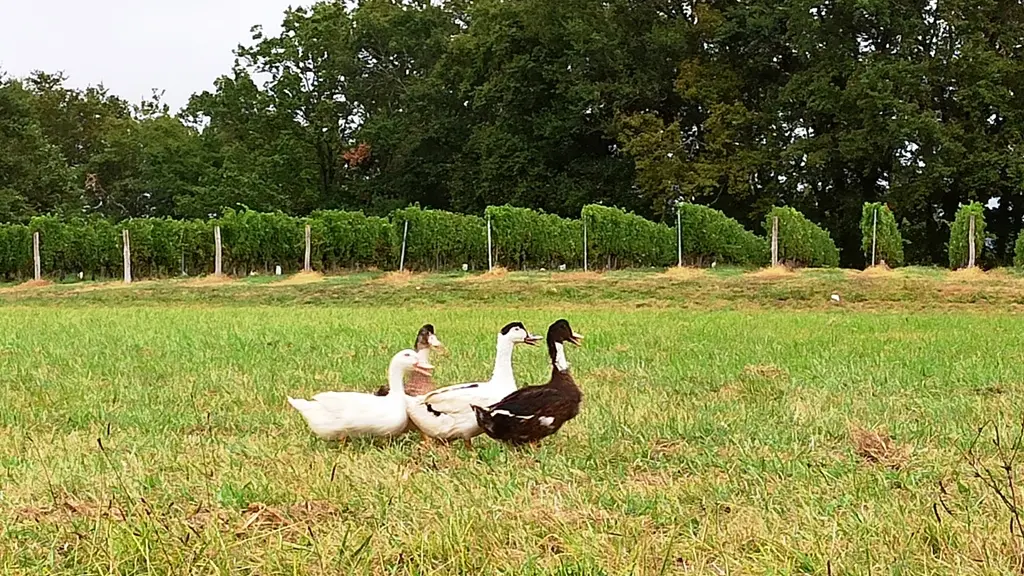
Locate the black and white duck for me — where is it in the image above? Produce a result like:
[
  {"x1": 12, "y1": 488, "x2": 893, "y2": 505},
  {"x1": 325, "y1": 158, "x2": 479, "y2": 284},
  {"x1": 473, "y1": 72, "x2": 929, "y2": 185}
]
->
[{"x1": 471, "y1": 319, "x2": 583, "y2": 445}]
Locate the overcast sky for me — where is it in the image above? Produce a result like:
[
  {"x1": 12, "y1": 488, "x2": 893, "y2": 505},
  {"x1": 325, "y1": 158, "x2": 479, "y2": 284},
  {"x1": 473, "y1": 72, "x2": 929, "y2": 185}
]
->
[{"x1": 0, "y1": 0, "x2": 305, "y2": 112}]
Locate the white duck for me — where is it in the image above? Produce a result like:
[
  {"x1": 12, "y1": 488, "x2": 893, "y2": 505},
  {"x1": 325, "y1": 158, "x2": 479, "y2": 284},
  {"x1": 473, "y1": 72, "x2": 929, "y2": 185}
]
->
[
  {"x1": 287, "y1": 349, "x2": 432, "y2": 442},
  {"x1": 407, "y1": 321, "x2": 540, "y2": 448}
]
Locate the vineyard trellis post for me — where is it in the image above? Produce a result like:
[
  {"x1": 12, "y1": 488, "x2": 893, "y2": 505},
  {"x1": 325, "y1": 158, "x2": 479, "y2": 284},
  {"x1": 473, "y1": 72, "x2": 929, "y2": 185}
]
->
[
  {"x1": 399, "y1": 220, "x2": 409, "y2": 272},
  {"x1": 304, "y1": 224, "x2": 312, "y2": 273},
  {"x1": 214, "y1": 226, "x2": 223, "y2": 276},
  {"x1": 122, "y1": 229, "x2": 132, "y2": 285},
  {"x1": 487, "y1": 215, "x2": 493, "y2": 272},
  {"x1": 676, "y1": 208, "x2": 682, "y2": 268},
  {"x1": 968, "y1": 214, "x2": 976, "y2": 268},
  {"x1": 771, "y1": 216, "x2": 779, "y2": 267},
  {"x1": 871, "y1": 207, "x2": 878, "y2": 267},
  {"x1": 32, "y1": 232, "x2": 41, "y2": 281},
  {"x1": 583, "y1": 219, "x2": 588, "y2": 272}
]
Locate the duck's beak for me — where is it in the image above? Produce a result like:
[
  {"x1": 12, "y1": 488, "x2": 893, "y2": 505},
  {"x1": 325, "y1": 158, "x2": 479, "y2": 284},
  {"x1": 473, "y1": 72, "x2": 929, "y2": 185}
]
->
[
  {"x1": 524, "y1": 334, "x2": 542, "y2": 346},
  {"x1": 413, "y1": 362, "x2": 434, "y2": 377},
  {"x1": 428, "y1": 333, "x2": 444, "y2": 349},
  {"x1": 568, "y1": 332, "x2": 583, "y2": 346}
]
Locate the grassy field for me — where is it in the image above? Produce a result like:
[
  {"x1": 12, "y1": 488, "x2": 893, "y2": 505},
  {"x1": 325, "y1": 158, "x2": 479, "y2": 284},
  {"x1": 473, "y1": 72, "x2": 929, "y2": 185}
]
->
[{"x1": 2, "y1": 268, "x2": 1024, "y2": 574}]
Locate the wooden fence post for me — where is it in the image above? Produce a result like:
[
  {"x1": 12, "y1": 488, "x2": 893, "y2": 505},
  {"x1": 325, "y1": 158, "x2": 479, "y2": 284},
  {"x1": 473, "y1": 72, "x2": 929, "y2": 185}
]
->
[
  {"x1": 399, "y1": 220, "x2": 409, "y2": 272},
  {"x1": 304, "y1": 224, "x2": 312, "y2": 273},
  {"x1": 968, "y1": 214, "x2": 976, "y2": 268},
  {"x1": 583, "y1": 219, "x2": 588, "y2": 272},
  {"x1": 32, "y1": 232, "x2": 41, "y2": 281},
  {"x1": 871, "y1": 208, "x2": 878, "y2": 267},
  {"x1": 487, "y1": 215, "x2": 493, "y2": 272},
  {"x1": 214, "y1": 226, "x2": 223, "y2": 276},
  {"x1": 676, "y1": 208, "x2": 682, "y2": 267},
  {"x1": 771, "y1": 216, "x2": 779, "y2": 267},
  {"x1": 122, "y1": 229, "x2": 132, "y2": 285}
]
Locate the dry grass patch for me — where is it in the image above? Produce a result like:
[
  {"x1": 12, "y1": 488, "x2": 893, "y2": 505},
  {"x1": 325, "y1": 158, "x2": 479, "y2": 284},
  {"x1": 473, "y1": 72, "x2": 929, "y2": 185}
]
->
[
  {"x1": 948, "y1": 267, "x2": 989, "y2": 281},
  {"x1": 850, "y1": 424, "x2": 911, "y2": 469},
  {"x1": 183, "y1": 274, "x2": 234, "y2": 287},
  {"x1": 661, "y1": 266, "x2": 706, "y2": 280},
  {"x1": 374, "y1": 270, "x2": 421, "y2": 285},
  {"x1": 459, "y1": 266, "x2": 509, "y2": 283},
  {"x1": 275, "y1": 271, "x2": 324, "y2": 286},
  {"x1": 0, "y1": 279, "x2": 52, "y2": 292},
  {"x1": 860, "y1": 263, "x2": 894, "y2": 277},
  {"x1": 741, "y1": 364, "x2": 789, "y2": 381},
  {"x1": 747, "y1": 266, "x2": 796, "y2": 279},
  {"x1": 554, "y1": 270, "x2": 603, "y2": 282}
]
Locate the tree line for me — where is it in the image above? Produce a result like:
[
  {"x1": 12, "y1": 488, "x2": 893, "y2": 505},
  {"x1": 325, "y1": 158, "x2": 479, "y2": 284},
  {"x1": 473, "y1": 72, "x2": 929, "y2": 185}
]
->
[{"x1": 2, "y1": 0, "x2": 1022, "y2": 267}]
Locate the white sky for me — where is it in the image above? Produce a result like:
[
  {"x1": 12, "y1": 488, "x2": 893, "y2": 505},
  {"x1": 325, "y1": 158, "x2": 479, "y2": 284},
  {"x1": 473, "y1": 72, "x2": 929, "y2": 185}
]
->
[{"x1": 0, "y1": 0, "x2": 305, "y2": 112}]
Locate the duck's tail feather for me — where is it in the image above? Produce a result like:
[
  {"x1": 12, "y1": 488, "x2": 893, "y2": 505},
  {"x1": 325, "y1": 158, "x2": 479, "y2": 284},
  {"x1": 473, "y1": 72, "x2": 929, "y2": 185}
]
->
[{"x1": 287, "y1": 397, "x2": 335, "y2": 440}]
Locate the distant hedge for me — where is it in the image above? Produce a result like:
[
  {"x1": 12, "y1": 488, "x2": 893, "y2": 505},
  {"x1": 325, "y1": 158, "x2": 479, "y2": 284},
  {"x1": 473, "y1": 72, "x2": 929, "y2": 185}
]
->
[
  {"x1": 390, "y1": 206, "x2": 486, "y2": 271},
  {"x1": 582, "y1": 204, "x2": 675, "y2": 269},
  {"x1": 678, "y1": 203, "x2": 767, "y2": 266},
  {"x1": 485, "y1": 205, "x2": 581, "y2": 269},
  {"x1": 1015, "y1": 234, "x2": 1024, "y2": 268},
  {"x1": 764, "y1": 206, "x2": 839, "y2": 267},
  {"x1": 308, "y1": 210, "x2": 393, "y2": 271},
  {"x1": 949, "y1": 202, "x2": 986, "y2": 269},
  {"x1": 860, "y1": 202, "x2": 904, "y2": 267}
]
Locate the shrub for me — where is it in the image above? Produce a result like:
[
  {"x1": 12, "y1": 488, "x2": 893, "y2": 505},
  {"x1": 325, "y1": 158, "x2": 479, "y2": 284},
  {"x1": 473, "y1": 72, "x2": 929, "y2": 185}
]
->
[
  {"x1": 948, "y1": 202, "x2": 986, "y2": 269},
  {"x1": 307, "y1": 210, "x2": 394, "y2": 271},
  {"x1": 581, "y1": 205, "x2": 675, "y2": 269},
  {"x1": 217, "y1": 209, "x2": 303, "y2": 275},
  {"x1": 390, "y1": 206, "x2": 486, "y2": 271},
  {"x1": 0, "y1": 223, "x2": 32, "y2": 279},
  {"x1": 763, "y1": 206, "x2": 840, "y2": 267},
  {"x1": 1015, "y1": 234, "x2": 1024, "y2": 269},
  {"x1": 678, "y1": 203, "x2": 768, "y2": 266},
  {"x1": 860, "y1": 202, "x2": 904, "y2": 267},
  {"x1": 485, "y1": 205, "x2": 582, "y2": 270}
]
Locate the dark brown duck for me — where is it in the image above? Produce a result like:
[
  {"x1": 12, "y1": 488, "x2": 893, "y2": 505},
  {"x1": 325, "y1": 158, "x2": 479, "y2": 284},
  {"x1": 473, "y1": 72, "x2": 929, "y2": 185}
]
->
[{"x1": 471, "y1": 319, "x2": 583, "y2": 445}]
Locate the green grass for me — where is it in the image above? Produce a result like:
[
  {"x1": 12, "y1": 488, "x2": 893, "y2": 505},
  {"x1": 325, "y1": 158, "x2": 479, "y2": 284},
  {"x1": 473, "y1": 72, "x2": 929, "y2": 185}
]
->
[{"x1": 2, "y1": 271, "x2": 1024, "y2": 574}]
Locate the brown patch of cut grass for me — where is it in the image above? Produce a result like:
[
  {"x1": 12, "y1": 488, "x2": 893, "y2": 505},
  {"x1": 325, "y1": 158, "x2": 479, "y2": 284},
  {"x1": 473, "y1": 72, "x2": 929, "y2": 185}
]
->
[
  {"x1": 747, "y1": 266, "x2": 796, "y2": 279},
  {"x1": 375, "y1": 270, "x2": 418, "y2": 284},
  {"x1": 660, "y1": 266, "x2": 706, "y2": 280},
  {"x1": 741, "y1": 364, "x2": 789, "y2": 381},
  {"x1": 0, "y1": 279, "x2": 53, "y2": 292},
  {"x1": 458, "y1": 266, "x2": 509, "y2": 283},
  {"x1": 948, "y1": 267, "x2": 988, "y2": 281},
  {"x1": 850, "y1": 424, "x2": 911, "y2": 469},
  {"x1": 588, "y1": 366, "x2": 628, "y2": 383},
  {"x1": 554, "y1": 270, "x2": 603, "y2": 282},
  {"x1": 183, "y1": 274, "x2": 234, "y2": 287},
  {"x1": 860, "y1": 263, "x2": 894, "y2": 277},
  {"x1": 275, "y1": 271, "x2": 324, "y2": 286}
]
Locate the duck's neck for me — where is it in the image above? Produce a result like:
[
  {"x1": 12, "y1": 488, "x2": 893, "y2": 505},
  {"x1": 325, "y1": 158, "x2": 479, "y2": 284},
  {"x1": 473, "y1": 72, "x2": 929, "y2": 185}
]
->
[
  {"x1": 490, "y1": 336, "x2": 515, "y2": 384},
  {"x1": 386, "y1": 361, "x2": 406, "y2": 397},
  {"x1": 552, "y1": 342, "x2": 569, "y2": 373},
  {"x1": 416, "y1": 347, "x2": 430, "y2": 366}
]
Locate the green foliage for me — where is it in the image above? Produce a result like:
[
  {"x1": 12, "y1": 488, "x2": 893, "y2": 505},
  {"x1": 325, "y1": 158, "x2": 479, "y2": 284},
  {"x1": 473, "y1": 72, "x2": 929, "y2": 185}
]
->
[
  {"x1": 484, "y1": 205, "x2": 582, "y2": 270},
  {"x1": 390, "y1": 206, "x2": 486, "y2": 271},
  {"x1": 763, "y1": 207, "x2": 840, "y2": 268},
  {"x1": 1015, "y1": 234, "x2": 1024, "y2": 269},
  {"x1": 860, "y1": 203, "x2": 904, "y2": 267},
  {"x1": 307, "y1": 210, "x2": 394, "y2": 271},
  {"x1": 678, "y1": 203, "x2": 768, "y2": 267},
  {"x1": 582, "y1": 205, "x2": 674, "y2": 269},
  {"x1": 217, "y1": 209, "x2": 303, "y2": 275},
  {"x1": 0, "y1": 224, "x2": 32, "y2": 279},
  {"x1": 948, "y1": 203, "x2": 986, "y2": 269}
]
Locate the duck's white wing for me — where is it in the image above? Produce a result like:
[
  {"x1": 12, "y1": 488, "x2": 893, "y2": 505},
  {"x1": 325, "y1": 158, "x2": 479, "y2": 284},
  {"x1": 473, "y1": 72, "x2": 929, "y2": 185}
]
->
[{"x1": 421, "y1": 383, "x2": 505, "y2": 415}]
